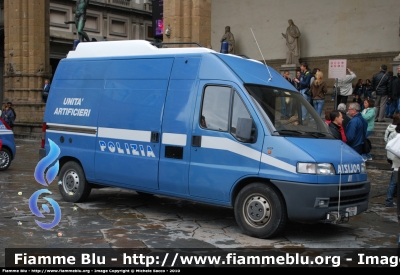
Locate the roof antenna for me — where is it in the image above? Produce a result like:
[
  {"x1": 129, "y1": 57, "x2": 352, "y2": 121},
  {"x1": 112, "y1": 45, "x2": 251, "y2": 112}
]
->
[{"x1": 250, "y1": 28, "x2": 272, "y2": 82}]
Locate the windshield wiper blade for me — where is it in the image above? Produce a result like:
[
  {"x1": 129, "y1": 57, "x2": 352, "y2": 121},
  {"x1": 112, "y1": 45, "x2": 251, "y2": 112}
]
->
[
  {"x1": 274, "y1": 130, "x2": 304, "y2": 135},
  {"x1": 305, "y1": 132, "x2": 327, "y2": 138}
]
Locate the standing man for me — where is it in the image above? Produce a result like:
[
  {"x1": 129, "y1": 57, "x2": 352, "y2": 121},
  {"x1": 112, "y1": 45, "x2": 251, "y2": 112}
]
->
[
  {"x1": 42, "y1": 79, "x2": 51, "y2": 103},
  {"x1": 328, "y1": 110, "x2": 344, "y2": 141},
  {"x1": 391, "y1": 65, "x2": 400, "y2": 114},
  {"x1": 337, "y1": 103, "x2": 351, "y2": 131},
  {"x1": 220, "y1": 26, "x2": 235, "y2": 54},
  {"x1": 372, "y1": 64, "x2": 391, "y2": 122},
  {"x1": 345, "y1": 102, "x2": 368, "y2": 156},
  {"x1": 282, "y1": 19, "x2": 301, "y2": 66},
  {"x1": 6, "y1": 102, "x2": 16, "y2": 129},
  {"x1": 280, "y1": 70, "x2": 295, "y2": 120},
  {"x1": 337, "y1": 68, "x2": 357, "y2": 105},
  {"x1": 293, "y1": 62, "x2": 311, "y2": 120},
  {"x1": 65, "y1": 0, "x2": 90, "y2": 42},
  {"x1": 294, "y1": 70, "x2": 301, "y2": 91}
]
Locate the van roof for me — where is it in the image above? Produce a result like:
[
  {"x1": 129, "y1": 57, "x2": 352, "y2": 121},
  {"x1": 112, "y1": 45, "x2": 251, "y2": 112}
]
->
[{"x1": 66, "y1": 40, "x2": 216, "y2": 59}]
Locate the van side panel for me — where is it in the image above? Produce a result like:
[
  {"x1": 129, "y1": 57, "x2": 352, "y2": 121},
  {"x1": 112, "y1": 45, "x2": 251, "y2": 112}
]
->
[
  {"x1": 94, "y1": 58, "x2": 174, "y2": 190},
  {"x1": 44, "y1": 60, "x2": 109, "y2": 180},
  {"x1": 159, "y1": 57, "x2": 201, "y2": 194}
]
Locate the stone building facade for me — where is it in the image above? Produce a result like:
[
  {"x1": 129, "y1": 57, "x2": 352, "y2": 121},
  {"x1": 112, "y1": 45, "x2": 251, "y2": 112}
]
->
[{"x1": 210, "y1": 0, "x2": 400, "y2": 86}]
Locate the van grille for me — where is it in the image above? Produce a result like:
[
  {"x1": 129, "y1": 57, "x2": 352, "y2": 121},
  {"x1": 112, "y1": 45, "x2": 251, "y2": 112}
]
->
[
  {"x1": 329, "y1": 193, "x2": 369, "y2": 207},
  {"x1": 338, "y1": 184, "x2": 364, "y2": 191}
]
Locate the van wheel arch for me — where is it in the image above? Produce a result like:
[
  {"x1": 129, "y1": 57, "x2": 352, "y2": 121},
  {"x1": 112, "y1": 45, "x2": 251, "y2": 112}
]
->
[{"x1": 233, "y1": 181, "x2": 287, "y2": 239}]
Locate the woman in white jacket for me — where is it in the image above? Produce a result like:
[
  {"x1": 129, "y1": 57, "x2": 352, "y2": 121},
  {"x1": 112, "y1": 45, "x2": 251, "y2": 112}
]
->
[{"x1": 384, "y1": 121, "x2": 400, "y2": 207}]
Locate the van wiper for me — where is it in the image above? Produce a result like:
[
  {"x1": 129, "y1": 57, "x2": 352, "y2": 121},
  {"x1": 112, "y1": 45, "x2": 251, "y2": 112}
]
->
[
  {"x1": 274, "y1": 130, "x2": 303, "y2": 136},
  {"x1": 305, "y1": 132, "x2": 328, "y2": 138}
]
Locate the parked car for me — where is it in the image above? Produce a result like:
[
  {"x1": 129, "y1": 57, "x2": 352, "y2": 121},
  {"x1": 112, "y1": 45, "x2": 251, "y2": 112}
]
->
[{"x1": 0, "y1": 118, "x2": 16, "y2": 170}]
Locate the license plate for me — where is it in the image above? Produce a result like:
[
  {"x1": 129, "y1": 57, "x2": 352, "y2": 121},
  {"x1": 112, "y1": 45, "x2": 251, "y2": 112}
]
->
[{"x1": 346, "y1": 206, "x2": 357, "y2": 216}]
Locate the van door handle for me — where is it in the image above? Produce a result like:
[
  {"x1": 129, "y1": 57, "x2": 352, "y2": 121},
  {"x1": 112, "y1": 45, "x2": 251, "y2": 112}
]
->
[
  {"x1": 192, "y1": 136, "x2": 201, "y2": 147},
  {"x1": 151, "y1": 132, "x2": 159, "y2": 143}
]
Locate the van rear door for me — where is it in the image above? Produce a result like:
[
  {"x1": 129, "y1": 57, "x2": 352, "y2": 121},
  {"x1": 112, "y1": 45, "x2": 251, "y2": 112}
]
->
[
  {"x1": 189, "y1": 81, "x2": 264, "y2": 203},
  {"x1": 94, "y1": 58, "x2": 174, "y2": 190}
]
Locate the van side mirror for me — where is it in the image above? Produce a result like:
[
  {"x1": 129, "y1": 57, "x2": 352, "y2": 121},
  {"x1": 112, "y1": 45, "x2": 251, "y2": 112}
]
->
[{"x1": 236, "y1": 118, "x2": 253, "y2": 141}]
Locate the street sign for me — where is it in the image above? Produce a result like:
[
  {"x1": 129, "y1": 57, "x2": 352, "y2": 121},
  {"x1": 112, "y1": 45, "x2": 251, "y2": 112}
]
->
[{"x1": 328, "y1": 59, "x2": 347, "y2": 79}]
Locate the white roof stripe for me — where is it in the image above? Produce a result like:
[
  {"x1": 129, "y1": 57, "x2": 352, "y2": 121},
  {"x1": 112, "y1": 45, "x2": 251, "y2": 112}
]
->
[{"x1": 67, "y1": 40, "x2": 216, "y2": 59}]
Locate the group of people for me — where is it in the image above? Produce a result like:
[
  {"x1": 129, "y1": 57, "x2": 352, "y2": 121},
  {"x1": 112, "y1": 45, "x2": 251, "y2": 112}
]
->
[
  {"x1": 281, "y1": 62, "x2": 399, "y2": 208},
  {"x1": 281, "y1": 62, "x2": 327, "y2": 119},
  {"x1": 337, "y1": 64, "x2": 400, "y2": 123}
]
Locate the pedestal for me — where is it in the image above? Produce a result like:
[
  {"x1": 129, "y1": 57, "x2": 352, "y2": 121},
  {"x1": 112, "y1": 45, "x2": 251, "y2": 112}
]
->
[{"x1": 280, "y1": 64, "x2": 300, "y2": 79}]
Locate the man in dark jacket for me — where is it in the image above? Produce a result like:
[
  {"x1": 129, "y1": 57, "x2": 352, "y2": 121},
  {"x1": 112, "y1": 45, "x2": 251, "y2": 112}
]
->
[
  {"x1": 329, "y1": 110, "x2": 344, "y2": 140},
  {"x1": 372, "y1": 64, "x2": 391, "y2": 122},
  {"x1": 345, "y1": 102, "x2": 368, "y2": 156},
  {"x1": 391, "y1": 65, "x2": 400, "y2": 114},
  {"x1": 42, "y1": 79, "x2": 51, "y2": 103},
  {"x1": 337, "y1": 103, "x2": 351, "y2": 131}
]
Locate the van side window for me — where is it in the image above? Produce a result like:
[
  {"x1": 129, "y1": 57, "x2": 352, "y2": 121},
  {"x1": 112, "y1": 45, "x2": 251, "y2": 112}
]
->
[
  {"x1": 200, "y1": 86, "x2": 231, "y2": 131},
  {"x1": 231, "y1": 91, "x2": 252, "y2": 140}
]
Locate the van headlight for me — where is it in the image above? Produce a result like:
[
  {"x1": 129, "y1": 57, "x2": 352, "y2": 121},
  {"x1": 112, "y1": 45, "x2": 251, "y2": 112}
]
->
[
  {"x1": 361, "y1": 162, "x2": 366, "y2": 173},
  {"x1": 297, "y1": 163, "x2": 335, "y2": 175}
]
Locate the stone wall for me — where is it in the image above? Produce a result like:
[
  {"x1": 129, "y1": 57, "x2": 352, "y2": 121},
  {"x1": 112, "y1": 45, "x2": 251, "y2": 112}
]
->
[
  {"x1": 163, "y1": 0, "x2": 211, "y2": 48},
  {"x1": 211, "y1": 0, "x2": 400, "y2": 60},
  {"x1": 4, "y1": 0, "x2": 50, "y2": 139}
]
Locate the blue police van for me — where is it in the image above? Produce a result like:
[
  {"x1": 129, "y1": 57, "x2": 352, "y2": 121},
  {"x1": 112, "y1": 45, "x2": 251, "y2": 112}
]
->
[
  {"x1": 0, "y1": 119, "x2": 16, "y2": 170},
  {"x1": 39, "y1": 40, "x2": 370, "y2": 238}
]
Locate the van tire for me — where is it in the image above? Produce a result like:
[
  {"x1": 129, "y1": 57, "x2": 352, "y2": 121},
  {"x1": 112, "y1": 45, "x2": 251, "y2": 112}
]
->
[
  {"x1": 234, "y1": 183, "x2": 287, "y2": 239},
  {"x1": 0, "y1": 148, "x2": 11, "y2": 171},
  {"x1": 58, "y1": 161, "x2": 91, "y2": 203}
]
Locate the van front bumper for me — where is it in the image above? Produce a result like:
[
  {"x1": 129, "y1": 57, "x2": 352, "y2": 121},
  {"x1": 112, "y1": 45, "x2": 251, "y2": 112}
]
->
[{"x1": 271, "y1": 179, "x2": 370, "y2": 222}]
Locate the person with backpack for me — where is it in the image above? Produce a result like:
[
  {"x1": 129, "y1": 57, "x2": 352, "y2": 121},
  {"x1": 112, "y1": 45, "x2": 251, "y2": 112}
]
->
[{"x1": 372, "y1": 65, "x2": 391, "y2": 122}]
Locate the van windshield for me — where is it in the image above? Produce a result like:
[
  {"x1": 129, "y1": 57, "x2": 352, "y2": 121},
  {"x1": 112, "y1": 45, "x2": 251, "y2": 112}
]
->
[{"x1": 244, "y1": 84, "x2": 333, "y2": 138}]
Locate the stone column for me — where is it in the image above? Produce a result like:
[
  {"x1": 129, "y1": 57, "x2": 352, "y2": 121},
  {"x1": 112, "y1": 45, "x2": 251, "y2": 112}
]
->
[
  {"x1": 3, "y1": 0, "x2": 50, "y2": 131},
  {"x1": 163, "y1": 0, "x2": 211, "y2": 49}
]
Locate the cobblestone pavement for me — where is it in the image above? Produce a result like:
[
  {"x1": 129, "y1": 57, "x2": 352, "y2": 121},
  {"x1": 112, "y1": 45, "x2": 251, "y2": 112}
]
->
[{"x1": 0, "y1": 140, "x2": 398, "y2": 266}]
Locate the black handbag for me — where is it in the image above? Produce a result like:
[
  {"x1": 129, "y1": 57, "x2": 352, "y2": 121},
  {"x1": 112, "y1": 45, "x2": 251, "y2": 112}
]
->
[
  {"x1": 362, "y1": 138, "x2": 372, "y2": 154},
  {"x1": 304, "y1": 88, "x2": 311, "y2": 96}
]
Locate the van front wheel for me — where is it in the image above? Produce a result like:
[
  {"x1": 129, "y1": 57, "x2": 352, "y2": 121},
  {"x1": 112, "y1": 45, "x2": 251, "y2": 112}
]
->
[
  {"x1": 58, "y1": 161, "x2": 91, "y2": 203},
  {"x1": 234, "y1": 183, "x2": 287, "y2": 239}
]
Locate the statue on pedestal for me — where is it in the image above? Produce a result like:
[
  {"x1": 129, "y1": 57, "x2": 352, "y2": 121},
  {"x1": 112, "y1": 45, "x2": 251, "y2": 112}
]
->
[
  {"x1": 282, "y1": 19, "x2": 301, "y2": 66},
  {"x1": 65, "y1": 0, "x2": 90, "y2": 42},
  {"x1": 221, "y1": 26, "x2": 235, "y2": 54}
]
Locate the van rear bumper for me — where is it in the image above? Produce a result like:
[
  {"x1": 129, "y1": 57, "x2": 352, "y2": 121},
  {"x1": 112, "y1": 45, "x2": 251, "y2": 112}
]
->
[
  {"x1": 271, "y1": 179, "x2": 370, "y2": 222},
  {"x1": 39, "y1": 148, "x2": 46, "y2": 160}
]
